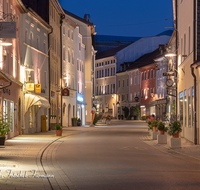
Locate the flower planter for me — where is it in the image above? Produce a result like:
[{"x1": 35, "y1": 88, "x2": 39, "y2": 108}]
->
[
  {"x1": 72, "y1": 119, "x2": 77, "y2": 126},
  {"x1": 0, "y1": 137, "x2": 5, "y2": 145},
  {"x1": 173, "y1": 132, "x2": 179, "y2": 138},
  {"x1": 159, "y1": 130, "x2": 165, "y2": 135},
  {"x1": 106, "y1": 120, "x2": 111, "y2": 125},
  {"x1": 56, "y1": 130, "x2": 62, "y2": 136},
  {"x1": 153, "y1": 127, "x2": 158, "y2": 132}
]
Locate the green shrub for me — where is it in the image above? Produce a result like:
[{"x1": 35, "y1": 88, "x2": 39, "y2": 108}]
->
[{"x1": 54, "y1": 124, "x2": 62, "y2": 130}]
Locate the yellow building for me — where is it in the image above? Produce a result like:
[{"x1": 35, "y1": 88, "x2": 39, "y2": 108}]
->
[
  {"x1": 176, "y1": 0, "x2": 198, "y2": 143},
  {"x1": 95, "y1": 56, "x2": 117, "y2": 117}
]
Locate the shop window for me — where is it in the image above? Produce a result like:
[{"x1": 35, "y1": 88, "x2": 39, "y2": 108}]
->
[
  {"x1": 179, "y1": 91, "x2": 183, "y2": 126},
  {"x1": 192, "y1": 87, "x2": 194, "y2": 127},
  {"x1": 188, "y1": 88, "x2": 191, "y2": 127},
  {"x1": 184, "y1": 90, "x2": 187, "y2": 127},
  {"x1": 3, "y1": 99, "x2": 14, "y2": 132},
  {"x1": 144, "y1": 72, "x2": 146, "y2": 80}
]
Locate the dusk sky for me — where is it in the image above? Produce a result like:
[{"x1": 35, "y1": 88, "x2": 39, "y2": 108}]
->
[{"x1": 58, "y1": 0, "x2": 174, "y2": 38}]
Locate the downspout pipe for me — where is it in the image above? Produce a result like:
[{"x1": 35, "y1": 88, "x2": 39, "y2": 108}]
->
[
  {"x1": 190, "y1": 0, "x2": 197, "y2": 144},
  {"x1": 60, "y1": 14, "x2": 65, "y2": 127},
  {"x1": 48, "y1": 26, "x2": 53, "y2": 131}
]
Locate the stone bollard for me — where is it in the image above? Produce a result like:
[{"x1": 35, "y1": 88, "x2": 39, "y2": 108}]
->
[
  {"x1": 157, "y1": 134, "x2": 167, "y2": 144},
  {"x1": 170, "y1": 138, "x2": 181, "y2": 148},
  {"x1": 151, "y1": 131, "x2": 159, "y2": 140}
]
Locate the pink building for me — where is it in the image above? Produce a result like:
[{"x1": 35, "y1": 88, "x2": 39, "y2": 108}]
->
[{"x1": 0, "y1": 0, "x2": 23, "y2": 139}]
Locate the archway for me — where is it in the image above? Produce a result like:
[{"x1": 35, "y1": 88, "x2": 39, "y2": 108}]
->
[{"x1": 68, "y1": 104, "x2": 71, "y2": 127}]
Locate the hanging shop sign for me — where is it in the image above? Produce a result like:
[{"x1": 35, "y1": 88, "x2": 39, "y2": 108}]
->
[
  {"x1": 3, "y1": 88, "x2": 10, "y2": 95},
  {"x1": 62, "y1": 88, "x2": 69, "y2": 96},
  {"x1": 0, "y1": 22, "x2": 16, "y2": 38},
  {"x1": 35, "y1": 84, "x2": 41, "y2": 93},
  {"x1": 26, "y1": 83, "x2": 34, "y2": 91}
]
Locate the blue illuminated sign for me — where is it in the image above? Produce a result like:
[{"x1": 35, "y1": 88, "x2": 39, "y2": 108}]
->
[{"x1": 77, "y1": 94, "x2": 84, "y2": 102}]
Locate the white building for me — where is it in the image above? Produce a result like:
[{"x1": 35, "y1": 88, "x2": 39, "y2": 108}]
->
[
  {"x1": 61, "y1": 16, "x2": 77, "y2": 127},
  {"x1": 20, "y1": 7, "x2": 51, "y2": 134},
  {"x1": 75, "y1": 26, "x2": 86, "y2": 125}
]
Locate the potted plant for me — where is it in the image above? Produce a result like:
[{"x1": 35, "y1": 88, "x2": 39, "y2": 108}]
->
[
  {"x1": 157, "y1": 121, "x2": 168, "y2": 135},
  {"x1": 0, "y1": 110, "x2": 11, "y2": 145},
  {"x1": 106, "y1": 116, "x2": 111, "y2": 124},
  {"x1": 118, "y1": 115, "x2": 121, "y2": 120},
  {"x1": 54, "y1": 124, "x2": 63, "y2": 136},
  {"x1": 147, "y1": 117, "x2": 153, "y2": 131},
  {"x1": 71, "y1": 117, "x2": 77, "y2": 126},
  {"x1": 168, "y1": 120, "x2": 182, "y2": 138},
  {"x1": 151, "y1": 119, "x2": 158, "y2": 132},
  {"x1": 77, "y1": 118, "x2": 81, "y2": 126},
  {"x1": 102, "y1": 115, "x2": 106, "y2": 123}
]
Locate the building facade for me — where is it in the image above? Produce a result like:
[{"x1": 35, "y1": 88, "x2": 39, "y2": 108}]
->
[
  {"x1": 75, "y1": 26, "x2": 86, "y2": 125},
  {"x1": 61, "y1": 15, "x2": 76, "y2": 127},
  {"x1": 95, "y1": 55, "x2": 117, "y2": 117},
  {"x1": 64, "y1": 10, "x2": 96, "y2": 124}
]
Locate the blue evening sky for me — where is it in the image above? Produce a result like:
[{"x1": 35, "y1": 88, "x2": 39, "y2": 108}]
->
[{"x1": 58, "y1": 0, "x2": 174, "y2": 38}]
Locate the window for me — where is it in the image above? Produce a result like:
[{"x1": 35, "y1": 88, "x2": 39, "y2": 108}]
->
[
  {"x1": 102, "y1": 70, "x2": 104, "y2": 77},
  {"x1": 99, "y1": 86, "x2": 101, "y2": 95},
  {"x1": 118, "y1": 95, "x2": 120, "y2": 101},
  {"x1": 138, "y1": 72, "x2": 140, "y2": 84},
  {"x1": 79, "y1": 43, "x2": 81, "y2": 51},
  {"x1": 150, "y1": 70, "x2": 153, "y2": 78},
  {"x1": 105, "y1": 61, "x2": 107, "y2": 65},
  {"x1": 141, "y1": 72, "x2": 143, "y2": 81},
  {"x1": 144, "y1": 72, "x2": 146, "y2": 80},
  {"x1": 113, "y1": 84, "x2": 115, "y2": 93},
  {"x1": 147, "y1": 71, "x2": 149, "y2": 79},
  {"x1": 113, "y1": 67, "x2": 115, "y2": 75},
  {"x1": 147, "y1": 88, "x2": 149, "y2": 98},
  {"x1": 44, "y1": 71, "x2": 47, "y2": 88},
  {"x1": 30, "y1": 32, "x2": 33, "y2": 46},
  {"x1": 130, "y1": 93, "x2": 132, "y2": 102},
  {"x1": 184, "y1": 89, "x2": 187, "y2": 127},
  {"x1": 99, "y1": 70, "x2": 101, "y2": 78},
  {"x1": 68, "y1": 50, "x2": 70, "y2": 63},
  {"x1": 111, "y1": 84, "x2": 112, "y2": 94},
  {"x1": 102, "y1": 62, "x2": 104, "y2": 66},
  {"x1": 7, "y1": 1, "x2": 9, "y2": 21},
  {"x1": 108, "y1": 61, "x2": 109, "y2": 65},
  {"x1": 122, "y1": 94, "x2": 125, "y2": 101},
  {"x1": 107, "y1": 68, "x2": 109, "y2": 76},
  {"x1": 96, "y1": 70, "x2": 98, "y2": 78},
  {"x1": 107, "y1": 85, "x2": 109, "y2": 94},
  {"x1": 77, "y1": 60, "x2": 79, "y2": 70},
  {"x1": 96, "y1": 86, "x2": 98, "y2": 95},
  {"x1": 25, "y1": 29, "x2": 28, "y2": 43},
  {"x1": 179, "y1": 91, "x2": 183, "y2": 126},
  {"x1": 43, "y1": 41, "x2": 46, "y2": 53},
  {"x1": 134, "y1": 76, "x2": 136, "y2": 85},
  {"x1": 37, "y1": 36, "x2": 40, "y2": 49},
  {"x1": 188, "y1": 26, "x2": 190, "y2": 55},
  {"x1": 111, "y1": 68, "x2": 112, "y2": 76},
  {"x1": 63, "y1": 47, "x2": 66, "y2": 61},
  {"x1": 188, "y1": 88, "x2": 191, "y2": 127},
  {"x1": 82, "y1": 64, "x2": 84, "y2": 72},
  {"x1": 119, "y1": 80, "x2": 120, "y2": 87},
  {"x1": 184, "y1": 33, "x2": 186, "y2": 59},
  {"x1": 105, "y1": 69, "x2": 107, "y2": 77},
  {"x1": 153, "y1": 70, "x2": 156, "y2": 78}
]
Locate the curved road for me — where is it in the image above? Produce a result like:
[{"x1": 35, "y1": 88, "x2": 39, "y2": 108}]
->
[{"x1": 51, "y1": 121, "x2": 200, "y2": 190}]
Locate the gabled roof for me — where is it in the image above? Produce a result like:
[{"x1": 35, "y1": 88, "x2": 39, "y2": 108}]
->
[
  {"x1": 119, "y1": 48, "x2": 161, "y2": 72},
  {"x1": 63, "y1": 9, "x2": 93, "y2": 26},
  {"x1": 96, "y1": 43, "x2": 132, "y2": 60}
]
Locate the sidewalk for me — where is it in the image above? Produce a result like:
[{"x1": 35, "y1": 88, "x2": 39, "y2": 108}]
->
[
  {"x1": 142, "y1": 130, "x2": 200, "y2": 161},
  {"x1": 0, "y1": 129, "x2": 78, "y2": 190}
]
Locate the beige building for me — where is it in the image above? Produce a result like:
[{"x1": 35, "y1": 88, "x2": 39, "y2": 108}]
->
[
  {"x1": 49, "y1": 0, "x2": 64, "y2": 127},
  {"x1": 176, "y1": 0, "x2": 197, "y2": 143},
  {"x1": 64, "y1": 11, "x2": 95, "y2": 124},
  {"x1": 116, "y1": 71, "x2": 129, "y2": 117},
  {"x1": 95, "y1": 56, "x2": 117, "y2": 117}
]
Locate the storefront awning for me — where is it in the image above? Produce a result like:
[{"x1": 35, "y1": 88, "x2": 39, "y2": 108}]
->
[{"x1": 25, "y1": 94, "x2": 50, "y2": 114}]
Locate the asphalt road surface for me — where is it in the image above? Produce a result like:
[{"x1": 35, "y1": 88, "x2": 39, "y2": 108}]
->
[{"x1": 53, "y1": 121, "x2": 200, "y2": 190}]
